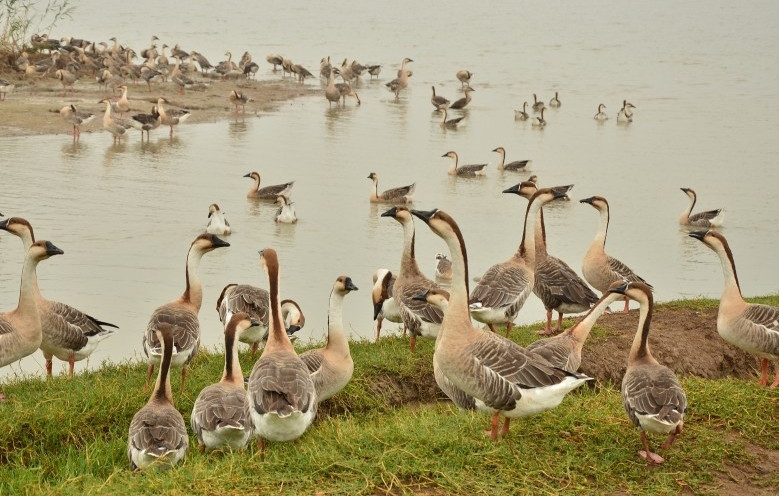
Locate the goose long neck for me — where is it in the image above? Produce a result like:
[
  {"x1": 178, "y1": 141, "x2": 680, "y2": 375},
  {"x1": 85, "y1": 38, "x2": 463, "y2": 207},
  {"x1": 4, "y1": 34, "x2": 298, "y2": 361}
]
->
[
  {"x1": 222, "y1": 326, "x2": 242, "y2": 386},
  {"x1": 370, "y1": 177, "x2": 379, "y2": 198},
  {"x1": 518, "y1": 198, "x2": 543, "y2": 266},
  {"x1": 17, "y1": 252, "x2": 42, "y2": 324},
  {"x1": 152, "y1": 332, "x2": 174, "y2": 403},
  {"x1": 628, "y1": 295, "x2": 654, "y2": 364},
  {"x1": 102, "y1": 101, "x2": 111, "y2": 124},
  {"x1": 716, "y1": 243, "x2": 742, "y2": 301},
  {"x1": 326, "y1": 289, "x2": 348, "y2": 355},
  {"x1": 594, "y1": 206, "x2": 609, "y2": 248},
  {"x1": 568, "y1": 293, "x2": 618, "y2": 342},
  {"x1": 265, "y1": 263, "x2": 293, "y2": 352},
  {"x1": 442, "y1": 224, "x2": 471, "y2": 323},
  {"x1": 686, "y1": 194, "x2": 696, "y2": 217},
  {"x1": 182, "y1": 246, "x2": 204, "y2": 310},
  {"x1": 535, "y1": 208, "x2": 548, "y2": 259},
  {"x1": 400, "y1": 218, "x2": 421, "y2": 275}
]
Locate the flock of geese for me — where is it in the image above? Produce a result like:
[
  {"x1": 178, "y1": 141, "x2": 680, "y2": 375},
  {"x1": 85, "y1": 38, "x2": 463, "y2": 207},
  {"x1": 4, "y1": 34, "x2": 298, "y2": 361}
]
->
[{"x1": 1, "y1": 34, "x2": 777, "y2": 473}]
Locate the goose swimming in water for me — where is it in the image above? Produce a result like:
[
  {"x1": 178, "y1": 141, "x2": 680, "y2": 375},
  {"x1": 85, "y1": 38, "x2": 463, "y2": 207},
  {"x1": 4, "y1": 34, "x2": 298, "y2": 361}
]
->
[
  {"x1": 243, "y1": 171, "x2": 294, "y2": 200},
  {"x1": 617, "y1": 100, "x2": 636, "y2": 123},
  {"x1": 441, "y1": 151, "x2": 487, "y2": 177},
  {"x1": 448, "y1": 87, "x2": 474, "y2": 110},
  {"x1": 205, "y1": 203, "x2": 231, "y2": 235},
  {"x1": 679, "y1": 188, "x2": 724, "y2": 227},
  {"x1": 514, "y1": 102, "x2": 529, "y2": 121},
  {"x1": 367, "y1": 172, "x2": 415, "y2": 204},
  {"x1": 274, "y1": 195, "x2": 298, "y2": 224},
  {"x1": 440, "y1": 108, "x2": 465, "y2": 129},
  {"x1": 532, "y1": 108, "x2": 546, "y2": 127},
  {"x1": 549, "y1": 91, "x2": 561, "y2": 107},
  {"x1": 493, "y1": 146, "x2": 531, "y2": 172},
  {"x1": 532, "y1": 93, "x2": 545, "y2": 112},
  {"x1": 594, "y1": 103, "x2": 608, "y2": 121},
  {"x1": 431, "y1": 85, "x2": 450, "y2": 111}
]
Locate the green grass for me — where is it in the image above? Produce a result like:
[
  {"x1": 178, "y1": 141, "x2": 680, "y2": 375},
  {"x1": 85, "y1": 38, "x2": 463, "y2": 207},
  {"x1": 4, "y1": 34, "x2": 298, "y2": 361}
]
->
[{"x1": 1, "y1": 297, "x2": 777, "y2": 495}]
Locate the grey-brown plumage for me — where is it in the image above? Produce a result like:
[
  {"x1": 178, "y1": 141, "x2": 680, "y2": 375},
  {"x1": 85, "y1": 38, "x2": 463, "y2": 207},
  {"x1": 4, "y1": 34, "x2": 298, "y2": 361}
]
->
[
  {"x1": 449, "y1": 87, "x2": 474, "y2": 110},
  {"x1": 367, "y1": 172, "x2": 415, "y2": 203},
  {"x1": 431, "y1": 85, "x2": 450, "y2": 110},
  {"x1": 441, "y1": 151, "x2": 487, "y2": 177},
  {"x1": 679, "y1": 188, "x2": 724, "y2": 227},
  {"x1": 59, "y1": 104, "x2": 94, "y2": 139},
  {"x1": 492, "y1": 146, "x2": 531, "y2": 172},
  {"x1": 243, "y1": 171, "x2": 294, "y2": 200}
]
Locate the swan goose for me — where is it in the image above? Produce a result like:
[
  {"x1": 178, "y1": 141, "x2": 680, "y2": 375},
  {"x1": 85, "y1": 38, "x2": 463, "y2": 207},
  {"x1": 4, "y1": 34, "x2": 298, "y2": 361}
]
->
[
  {"x1": 367, "y1": 172, "x2": 415, "y2": 204},
  {"x1": 143, "y1": 233, "x2": 230, "y2": 391},
  {"x1": 512, "y1": 181, "x2": 598, "y2": 335},
  {"x1": 299, "y1": 276, "x2": 358, "y2": 402},
  {"x1": 127, "y1": 323, "x2": 189, "y2": 470},
  {"x1": 205, "y1": 203, "x2": 231, "y2": 235},
  {"x1": 441, "y1": 151, "x2": 487, "y2": 177},
  {"x1": 247, "y1": 248, "x2": 317, "y2": 445},
  {"x1": 549, "y1": 91, "x2": 561, "y2": 107},
  {"x1": 580, "y1": 195, "x2": 651, "y2": 313},
  {"x1": 59, "y1": 104, "x2": 94, "y2": 140},
  {"x1": 514, "y1": 102, "x2": 529, "y2": 121},
  {"x1": 324, "y1": 67, "x2": 341, "y2": 107},
  {"x1": 532, "y1": 93, "x2": 545, "y2": 112},
  {"x1": 274, "y1": 195, "x2": 298, "y2": 224},
  {"x1": 617, "y1": 100, "x2": 636, "y2": 123},
  {"x1": 610, "y1": 281, "x2": 687, "y2": 465},
  {"x1": 243, "y1": 171, "x2": 294, "y2": 200},
  {"x1": 431, "y1": 86, "x2": 450, "y2": 111},
  {"x1": 115, "y1": 85, "x2": 130, "y2": 116},
  {"x1": 381, "y1": 206, "x2": 444, "y2": 352},
  {"x1": 99, "y1": 98, "x2": 132, "y2": 144},
  {"x1": 385, "y1": 57, "x2": 413, "y2": 98},
  {"x1": 440, "y1": 108, "x2": 465, "y2": 129},
  {"x1": 229, "y1": 89, "x2": 253, "y2": 113},
  {"x1": 156, "y1": 97, "x2": 190, "y2": 137},
  {"x1": 594, "y1": 104, "x2": 608, "y2": 121},
  {"x1": 435, "y1": 253, "x2": 452, "y2": 283},
  {"x1": 130, "y1": 106, "x2": 161, "y2": 142},
  {"x1": 0, "y1": 217, "x2": 117, "y2": 377},
  {"x1": 371, "y1": 269, "x2": 404, "y2": 342},
  {"x1": 679, "y1": 188, "x2": 724, "y2": 227},
  {"x1": 532, "y1": 108, "x2": 546, "y2": 127},
  {"x1": 468, "y1": 184, "x2": 570, "y2": 336},
  {"x1": 456, "y1": 69, "x2": 473, "y2": 88},
  {"x1": 689, "y1": 230, "x2": 779, "y2": 388},
  {"x1": 448, "y1": 87, "x2": 474, "y2": 110},
  {"x1": 191, "y1": 312, "x2": 257, "y2": 451},
  {"x1": 410, "y1": 203, "x2": 592, "y2": 440},
  {"x1": 492, "y1": 146, "x2": 531, "y2": 172}
]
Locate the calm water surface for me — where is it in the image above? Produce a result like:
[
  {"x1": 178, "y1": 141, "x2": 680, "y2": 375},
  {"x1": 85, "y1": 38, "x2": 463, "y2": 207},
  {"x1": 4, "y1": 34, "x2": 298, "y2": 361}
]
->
[{"x1": 2, "y1": 0, "x2": 779, "y2": 377}]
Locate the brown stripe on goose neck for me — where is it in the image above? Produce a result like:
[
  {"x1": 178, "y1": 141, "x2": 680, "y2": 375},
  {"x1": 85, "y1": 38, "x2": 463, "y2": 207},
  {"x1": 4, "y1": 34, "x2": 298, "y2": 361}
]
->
[
  {"x1": 4, "y1": 217, "x2": 36, "y2": 241},
  {"x1": 437, "y1": 210, "x2": 469, "y2": 295},
  {"x1": 223, "y1": 321, "x2": 238, "y2": 382},
  {"x1": 154, "y1": 328, "x2": 174, "y2": 403},
  {"x1": 635, "y1": 286, "x2": 654, "y2": 361},
  {"x1": 380, "y1": 270, "x2": 393, "y2": 298},
  {"x1": 264, "y1": 250, "x2": 286, "y2": 341},
  {"x1": 713, "y1": 231, "x2": 741, "y2": 293}
]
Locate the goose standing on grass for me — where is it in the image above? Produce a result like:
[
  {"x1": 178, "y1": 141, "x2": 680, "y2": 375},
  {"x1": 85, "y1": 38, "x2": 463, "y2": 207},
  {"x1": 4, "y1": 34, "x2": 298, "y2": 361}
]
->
[
  {"x1": 679, "y1": 188, "x2": 724, "y2": 227},
  {"x1": 0, "y1": 79, "x2": 14, "y2": 100},
  {"x1": 610, "y1": 281, "x2": 687, "y2": 465},
  {"x1": 205, "y1": 203, "x2": 231, "y2": 235},
  {"x1": 127, "y1": 323, "x2": 189, "y2": 470},
  {"x1": 1, "y1": 217, "x2": 117, "y2": 377},
  {"x1": 59, "y1": 104, "x2": 94, "y2": 140},
  {"x1": 191, "y1": 313, "x2": 256, "y2": 452},
  {"x1": 247, "y1": 248, "x2": 317, "y2": 446},
  {"x1": 410, "y1": 205, "x2": 592, "y2": 440},
  {"x1": 385, "y1": 57, "x2": 413, "y2": 98},
  {"x1": 580, "y1": 196, "x2": 651, "y2": 312},
  {"x1": 511, "y1": 182, "x2": 598, "y2": 335},
  {"x1": 143, "y1": 234, "x2": 230, "y2": 391},
  {"x1": 527, "y1": 287, "x2": 623, "y2": 371},
  {"x1": 441, "y1": 151, "x2": 487, "y2": 177},
  {"x1": 435, "y1": 253, "x2": 452, "y2": 283},
  {"x1": 440, "y1": 108, "x2": 465, "y2": 129},
  {"x1": 594, "y1": 103, "x2": 608, "y2": 121},
  {"x1": 456, "y1": 69, "x2": 473, "y2": 88},
  {"x1": 156, "y1": 97, "x2": 190, "y2": 137},
  {"x1": 468, "y1": 186, "x2": 570, "y2": 336},
  {"x1": 299, "y1": 276, "x2": 358, "y2": 403},
  {"x1": 431, "y1": 86, "x2": 450, "y2": 111},
  {"x1": 448, "y1": 87, "x2": 474, "y2": 110},
  {"x1": 514, "y1": 102, "x2": 529, "y2": 121},
  {"x1": 274, "y1": 195, "x2": 297, "y2": 224},
  {"x1": 229, "y1": 89, "x2": 252, "y2": 113},
  {"x1": 367, "y1": 172, "x2": 415, "y2": 204},
  {"x1": 130, "y1": 106, "x2": 161, "y2": 142},
  {"x1": 532, "y1": 108, "x2": 546, "y2": 127},
  {"x1": 99, "y1": 98, "x2": 132, "y2": 144},
  {"x1": 549, "y1": 91, "x2": 561, "y2": 107},
  {"x1": 381, "y1": 207, "x2": 444, "y2": 352},
  {"x1": 493, "y1": 146, "x2": 531, "y2": 172},
  {"x1": 217, "y1": 285, "x2": 305, "y2": 355},
  {"x1": 371, "y1": 269, "x2": 404, "y2": 342},
  {"x1": 532, "y1": 93, "x2": 545, "y2": 112},
  {"x1": 243, "y1": 171, "x2": 294, "y2": 200},
  {"x1": 689, "y1": 230, "x2": 779, "y2": 388}
]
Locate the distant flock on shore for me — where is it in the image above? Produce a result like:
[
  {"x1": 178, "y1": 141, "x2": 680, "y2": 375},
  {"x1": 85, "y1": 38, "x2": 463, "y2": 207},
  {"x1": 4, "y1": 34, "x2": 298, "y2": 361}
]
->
[{"x1": 1, "y1": 32, "x2": 777, "y2": 471}]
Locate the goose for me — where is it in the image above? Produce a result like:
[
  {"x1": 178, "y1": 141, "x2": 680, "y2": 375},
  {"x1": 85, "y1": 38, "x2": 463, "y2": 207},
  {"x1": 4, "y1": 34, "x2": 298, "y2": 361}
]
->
[
  {"x1": 319, "y1": 56, "x2": 332, "y2": 79},
  {"x1": 381, "y1": 206, "x2": 444, "y2": 352},
  {"x1": 156, "y1": 97, "x2": 190, "y2": 137},
  {"x1": 493, "y1": 146, "x2": 531, "y2": 172},
  {"x1": 334, "y1": 79, "x2": 361, "y2": 106},
  {"x1": 385, "y1": 57, "x2": 413, "y2": 98},
  {"x1": 127, "y1": 323, "x2": 189, "y2": 470},
  {"x1": 367, "y1": 172, "x2": 415, "y2": 204},
  {"x1": 435, "y1": 253, "x2": 452, "y2": 283},
  {"x1": 617, "y1": 100, "x2": 636, "y2": 123},
  {"x1": 0, "y1": 240, "x2": 64, "y2": 371},
  {"x1": 441, "y1": 151, "x2": 487, "y2": 177},
  {"x1": 679, "y1": 188, "x2": 724, "y2": 227},
  {"x1": 281, "y1": 58, "x2": 294, "y2": 78},
  {"x1": 532, "y1": 108, "x2": 546, "y2": 127},
  {"x1": 247, "y1": 248, "x2": 317, "y2": 446},
  {"x1": 98, "y1": 98, "x2": 132, "y2": 144},
  {"x1": 140, "y1": 66, "x2": 161, "y2": 92},
  {"x1": 371, "y1": 269, "x2": 404, "y2": 342},
  {"x1": 0, "y1": 79, "x2": 15, "y2": 101},
  {"x1": 266, "y1": 54, "x2": 283, "y2": 71},
  {"x1": 115, "y1": 85, "x2": 130, "y2": 116},
  {"x1": 170, "y1": 43, "x2": 189, "y2": 62},
  {"x1": 190, "y1": 312, "x2": 256, "y2": 452},
  {"x1": 594, "y1": 103, "x2": 608, "y2": 121},
  {"x1": 171, "y1": 57, "x2": 199, "y2": 94},
  {"x1": 689, "y1": 230, "x2": 779, "y2": 388},
  {"x1": 532, "y1": 93, "x2": 545, "y2": 112},
  {"x1": 549, "y1": 91, "x2": 561, "y2": 107},
  {"x1": 510, "y1": 181, "x2": 599, "y2": 335},
  {"x1": 243, "y1": 171, "x2": 294, "y2": 200},
  {"x1": 431, "y1": 86, "x2": 450, "y2": 111},
  {"x1": 216, "y1": 283, "x2": 305, "y2": 355},
  {"x1": 291, "y1": 64, "x2": 313, "y2": 83},
  {"x1": 324, "y1": 67, "x2": 341, "y2": 107},
  {"x1": 190, "y1": 50, "x2": 213, "y2": 73},
  {"x1": 54, "y1": 69, "x2": 78, "y2": 96},
  {"x1": 130, "y1": 106, "x2": 161, "y2": 142},
  {"x1": 205, "y1": 203, "x2": 231, "y2": 235},
  {"x1": 140, "y1": 35, "x2": 159, "y2": 60},
  {"x1": 143, "y1": 234, "x2": 230, "y2": 391},
  {"x1": 366, "y1": 64, "x2": 381, "y2": 78},
  {"x1": 514, "y1": 102, "x2": 529, "y2": 121},
  {"x1": 274, "y1": 195, "x2": 298, "y2": 224},
  {"x1": 243, "y1": 61, "x2": 260, "y2": 80},
  {"x1": 440, "y1": 108, "x2": 465, "y2": 129},
  {"x1": 59, "y1": 104, "x2": 94, "y2": 140},
  {"x1": 0, "y1": 217, "x2": 118, "y2": 377},
  {"x1": 580, "y1": 196, "x2": 651, "y2": 313},
  {"x1": 229, "y1": 89, "x2": 252, "y2": 113},
  {"x1": 336, "y1": 59, "x2": 356, "y2": 83},
  {"x1": 448, "y1": 87, "x2": 474, "y2": 110},
  {"x1": 610, "y1": 281, "x2": 687, "y2": 465},
  {"x1": 410, "y1": 204, "x2": 592, "y2": 440},
  {"x1": 299, "y1": 276, "x2": 358, "y2": 402},
  {"x1": 469, "y1": 185, "x2": 570, "y2": 336},
  {"x1": 456, "y1": 69, "x2": 473, "y2": 88},
  {"x1": 526, "y1": 287, "x2": 623, "y2": 371}
]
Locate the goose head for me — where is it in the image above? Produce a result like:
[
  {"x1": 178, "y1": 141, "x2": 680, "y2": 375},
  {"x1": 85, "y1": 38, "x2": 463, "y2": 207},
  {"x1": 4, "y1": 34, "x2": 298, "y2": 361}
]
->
[
  {"x1": 207, "y1": 203, "x2": 221, "y2": 218},
  {"x1": 491, "y1": 146, "x2": 506, "y2": 155},
  {"x1": 191, "y1": 233, "x2": 230, "y2": 254},
  {"x1": 680, "y1": 187, "x2": 697, "y2": 201},
  {"x1": 258, "y1": 247, "x2": 279, "y2": 278},
  {"x1": 29, "y1": 240, "x2": 65, "y2": 261},
  {"x1": 580, "y1": 195, "x2": 609, "y2": 213},
  {"x1": 0, "y1": 216, "x2": 36, "y2": 246},
  {"x1": 380, "y1": 206, "x2": 412, "y2": 224},
  {"x1": 441, "y1": 151, "x2": 458, "y2": 161},
  {"x1": 367, "y1": 172, "x2": 378, "y2": 181},
  {"x1": 334, "y1": 275, "x2": 359, "y2": 295},
  {"x1": 598, "y1": 103, "x2": 606, "y2": 112},
  {"x1": 243, "y1": 171, "x2": 260, "y2": 182},
  {"x1": 280, "y1": 299, "x2": 305, "y2": 335}
]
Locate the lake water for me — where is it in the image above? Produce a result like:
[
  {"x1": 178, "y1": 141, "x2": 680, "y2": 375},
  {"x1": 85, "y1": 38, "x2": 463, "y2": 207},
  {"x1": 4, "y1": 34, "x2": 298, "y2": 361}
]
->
[{"x1": 2, "y1": 0, "x2": 779, "y2": 377}]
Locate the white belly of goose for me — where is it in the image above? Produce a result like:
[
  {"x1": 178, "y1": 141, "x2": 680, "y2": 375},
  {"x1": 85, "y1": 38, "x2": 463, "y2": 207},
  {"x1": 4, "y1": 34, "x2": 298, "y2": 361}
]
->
[
  {"x1": 200, "y1": 425, "x2": 252, "y2": 450},
  {"x1": 129, "y1": 445, "x2": 187, "y2": 470},
  {"x1": 634, "y1": 413, "x2": 680, "y2": 435},
  {"x1": 473, "y1": 375, "x2": 591, "y2": 418},
  {"x1": 417, "y1": 319, "x2": 440, "y2": 338},
  {"x1": 145, "y1": 342, "x2": 195, "y2": 367},
  {"x1": 469, "y1": 304, "x2": 510, "y2": 325},
  {"x1": 237, "y1": 323, "x2": 269, "y2": 345},
  {"x1": 251, "y1": 408, "x2": 316, "y2": 442},
  {"x1": 43, "y1": 332, "x2": 113, "y2": 362},
  {"x1": 380, "y1": 298, "x2": 403, "y2": 323}
]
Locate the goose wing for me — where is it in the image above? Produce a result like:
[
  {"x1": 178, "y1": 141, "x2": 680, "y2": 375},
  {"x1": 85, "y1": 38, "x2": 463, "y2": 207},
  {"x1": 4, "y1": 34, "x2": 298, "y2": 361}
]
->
[
  {"x1": 380, "y1": 183, "x2": 415, "y2": 201},
  {"x1": 191, "y1": 384, "x2": 251, "y2": 438},
  {"x1": 217, "y1": 284, "x2": 269, "y2": 326},
  {"x1": 503, "y1": 160, "x2": 531, "y2": 171},
  {"x1": 469, "y1": 262, "x2": 532, "y2": 311},
  {"x1": 741, "y1": 304, "x2": 779, "y2": 354},
  {"x1": 299, "y1": 349, "x2": 325, "y2": 376},
  {"x1": 44, "y1": 301, "x2": 117, "y2": 351},
  {"x1": 607, "y1": 255, "x2": 650, "y2": 287},
  {"x1": 397, "y1": 279, "x2": 444, "y2": 324},
  {"x1": 526, "y1": 336, "x2": 578, "y2": 372},
  {"x1": 248, "y1": 352, "x2": 316, "y2": 417},
  {"x1": 144, "y1": 304, "x2": 199, "y2": 357},
  {"x1": 128, "y1": 405, "x2": 188, "y2": 462},
  {"x1": 535, "y1": 257, "x2": 598, "y2": 309},
  {"x1": 257, "y1": 181, "x2": 294, "y2": 198},
  {"x1": 688, "y1": 208, "x2": 723, "y2": 223},
  {"x1": 621, "y1": 365, "x2": 687, "y2": 428}
]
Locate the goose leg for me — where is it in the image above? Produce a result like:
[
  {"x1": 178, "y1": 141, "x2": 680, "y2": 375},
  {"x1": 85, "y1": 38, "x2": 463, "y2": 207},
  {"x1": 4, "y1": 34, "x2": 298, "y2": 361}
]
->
[
  {"x1": 759, "y1": 359, "x2": 768, "y2": 386},
  {"x1": 537, "y1": 309, "x2": 554, "y2": 335},
  {"x1": 409, "y1": 334, "x2": 416, "y2": 353},
  {"x1": 250, "y1": 342, "x2": 259, "y2": 357},
  {"x1": 180, "y1": 365, "x2": 189, "y2": 392},
  {"x1": 661, "y1": 423, "x2": 682, "y2": 450},
  {"x1": 484, "y1": 412, "x2": 500, "y2": 441},
  {"x1": 500, "y1": 418, "x2": 511, "y2": 437},
  {"x1": 487, "y1": 323, "x2": 496, "y2": 334},
  {"x1": 45, "y1": 358, "x2": 53, "y2": 378},
  {"x1": 770, "y1": 360, "x2": 779, "y2": 389},
  {"x1": 375, "y1": 317, "x2": 383, "y2": 343},
  {"x1": 504, "y1": 322, "x2": 513, "y2": 338},
  {"x1": 638, "y1": 431, "x2": 664, "y2": 464},
  {"x1": 68, "y1": 356, "x2": 75, "y2": 377},
  {"x1": 555, "y1": 311, "x2": 564, "y2": 333},
  {"x1": 622, "y1": 296, "x2": 630, "y2": 313}
]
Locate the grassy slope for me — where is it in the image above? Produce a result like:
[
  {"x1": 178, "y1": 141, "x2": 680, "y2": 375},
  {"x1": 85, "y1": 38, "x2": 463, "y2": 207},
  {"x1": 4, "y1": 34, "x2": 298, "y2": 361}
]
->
[{"x1": 1, "y1": 297, "x2": 777, "y2": 495}]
